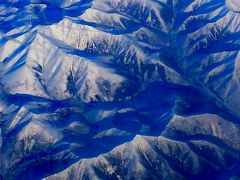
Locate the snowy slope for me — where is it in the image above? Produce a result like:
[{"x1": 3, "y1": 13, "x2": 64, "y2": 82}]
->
[{"x1": 1, "y1": 0, "x2": 240, "y2": 179}]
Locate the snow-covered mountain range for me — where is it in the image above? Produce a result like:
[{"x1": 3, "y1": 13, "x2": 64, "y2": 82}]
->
[{"x1": 0, "y1": 0, "x2": 240, "y2": 179}]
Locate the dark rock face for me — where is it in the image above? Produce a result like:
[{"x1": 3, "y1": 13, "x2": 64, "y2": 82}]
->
[{"x1": 0, "y1": 0, "x2": 240, "y2": 179}]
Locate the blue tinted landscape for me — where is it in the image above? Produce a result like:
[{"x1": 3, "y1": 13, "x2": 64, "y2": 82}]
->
[{"x1": 0, "y1": 0, "x2": 240, "y2": 179}]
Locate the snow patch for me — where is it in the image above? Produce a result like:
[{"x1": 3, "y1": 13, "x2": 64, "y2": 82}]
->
[{"x1": 226, "y1": 0, "x2": 240, "y2": 13}]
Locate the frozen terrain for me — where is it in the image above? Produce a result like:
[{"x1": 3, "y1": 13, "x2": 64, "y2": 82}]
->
[{"x1": 0, "y1": 0, "x2": 240, "y2": 179}]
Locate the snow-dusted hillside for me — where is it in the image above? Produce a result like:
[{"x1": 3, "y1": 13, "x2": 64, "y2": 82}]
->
[{"x1": 0, "y1": 0, "x2": 240, "y2": 179}]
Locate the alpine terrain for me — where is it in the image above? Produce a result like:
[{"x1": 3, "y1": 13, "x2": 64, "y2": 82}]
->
[{"x1": 0, "y1": 0, "x2": 240, "y2": 179}]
